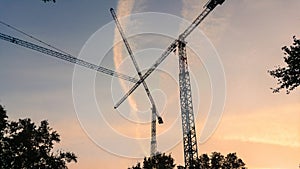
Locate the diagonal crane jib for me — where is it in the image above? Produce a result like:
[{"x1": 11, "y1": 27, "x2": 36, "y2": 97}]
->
[{"x1": 110, "y1": 8, "x2": 163, "y2": 124}]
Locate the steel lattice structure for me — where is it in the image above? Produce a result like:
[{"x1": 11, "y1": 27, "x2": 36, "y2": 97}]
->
[
  {"x1": 178, "y1": 40, "x2": 198, "y2": 167},
  {"x1": 0, "y1": 32, "x2": 138, "y2": 83}
]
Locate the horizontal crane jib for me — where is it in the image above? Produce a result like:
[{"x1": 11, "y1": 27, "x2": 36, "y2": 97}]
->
[{"x1": 0, "y1": 32, "x2": 139, "y2": 83}]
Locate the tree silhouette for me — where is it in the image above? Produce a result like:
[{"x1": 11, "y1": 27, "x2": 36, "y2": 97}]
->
[
  {"x1": 223, "y1": 153, "x2": 246, "y2": 169},
  {"x1": 128, "y1": 152, "x2": 246, "y2": 169},
  {"x1": 129, "y1": 162, "x2": 142, "y2": 169},
  {"x1": 197, "y1": 154, "x2": 210, "y2": 169},
  {"x1": 196, "y1": 152, "x2": 246, "y2": 169},
  {"x1": 128, "y1": 153, "x2": 176, "y2": 169},
  {"x1": 0, "y1": 105, "x2": 77, "y2": 169},
  {"x1": 268, "y1": 36, "x2": 300, "y2": 94},
  {"x1": 42, "y1": 0, "x2": 56, "y2": 3},
  {"x1": 210, "y1": 152, "x2": 224, "y2": 168}
]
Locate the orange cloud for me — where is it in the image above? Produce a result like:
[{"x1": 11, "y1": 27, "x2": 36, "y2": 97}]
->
[{"x1": 215, "y1": 103, "x2": 300, "y2": 148}]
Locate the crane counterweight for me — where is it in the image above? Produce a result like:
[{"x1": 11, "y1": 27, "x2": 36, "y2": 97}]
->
[{"x1": 205, "y1": 0, "x2": 225, "y2": 10}]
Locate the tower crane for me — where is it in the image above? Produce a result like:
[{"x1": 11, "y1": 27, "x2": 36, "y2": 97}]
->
[
  {"x1": 110, "y1": 8, "x2": 162, "y2": 156},
  {"x1": 112, "y1": 0, "x2": 225, "y2": 168}
]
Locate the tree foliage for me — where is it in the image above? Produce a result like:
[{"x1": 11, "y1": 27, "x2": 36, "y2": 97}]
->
[
  {"x1": 128, "y1": 152, "x2": 246, "y2": 169},
  {"x1": 269, "y1": 36, "x2": 300, "y2": 94},
  {"x1": 128, "y1": 153, "x2": 176, "y2": 169},
  {"x1": 196, "y1": 152, "x2": 247, "y2": 169},
  {"x1": 0, "y1": 105, "x2": 77, "y2": 169},
  {"x1": 42, "y1": 0, "x2": 56, "y2": 3}
]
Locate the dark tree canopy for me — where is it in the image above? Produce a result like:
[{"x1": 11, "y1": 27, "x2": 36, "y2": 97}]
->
[
  {"x1": 210, "y1": 152, "x2": 224, "y2": 168},
  {"x1": 129, "y1": 152, "x2": 246, "y2": 169},
  {"x1": 223, "y1": 153, "x2": 246, "y2": 169},
  {"x1": 196, "y1": 152, "x2": 246, "y2": 169},
  {"x1": 128, "y1": 153, "x2": 176, "y2": 169},
  {"x1": 269, "y1": 36, "x2": 300, "y2": 94},
  {"x1": 42, "y1": 0, "x2": 56, "y2": 3},
  {"x1": 0, "y1": 105, "x2": 77, "y2": 169}
]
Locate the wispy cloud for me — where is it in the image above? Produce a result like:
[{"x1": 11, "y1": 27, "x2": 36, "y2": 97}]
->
[{"x1": 216, "y1": 103, "x2": 300, "y2": 148}]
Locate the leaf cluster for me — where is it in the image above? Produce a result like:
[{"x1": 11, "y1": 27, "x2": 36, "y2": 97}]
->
[
  {"x1": 0, "y1": 105, "x2": 77, "y2": 169},
  {"x1": 42, "y1": 0, "x2": 56, "y2": 3},
  {"x1": 128, "y1": 152, "x2": 247, "y2": 169},
  {"x1": 269, "y1": 36, "x2": 300, "y2": 93},
  {"x1": 194, "y1": 152, "x2": 247, "y2": 169},
  {"x1": 129, "y1": 153, "x2": 176, "y2": 169}
]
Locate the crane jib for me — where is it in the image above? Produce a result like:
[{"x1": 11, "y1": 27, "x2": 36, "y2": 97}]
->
[
  {"x1": 110, "y1": 8, "x2": 163, "y2": 124},
  {"x1": 113, "y1": 1, "x2": 224, "y2": 108},
  {"x1": 0, "y1": 32, "x2": 139, "y2": 83}
]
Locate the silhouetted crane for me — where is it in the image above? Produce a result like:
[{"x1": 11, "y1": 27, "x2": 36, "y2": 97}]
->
[
  {"x1": 112, "y1": 0, "x2": 225, "y2": 168},
  {"x1": 110, "y1": 8, "x2": 162, "y2": 156}
]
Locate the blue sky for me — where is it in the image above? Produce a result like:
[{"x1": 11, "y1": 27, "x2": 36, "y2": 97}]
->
[{"x1": 1, "y1": 0, "x2": 300, "y2": 168}]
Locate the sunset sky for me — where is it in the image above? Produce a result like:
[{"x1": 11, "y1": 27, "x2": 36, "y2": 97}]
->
[{"x1": 0, "y1": 0, "x2": 299, "y2": 169}]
